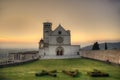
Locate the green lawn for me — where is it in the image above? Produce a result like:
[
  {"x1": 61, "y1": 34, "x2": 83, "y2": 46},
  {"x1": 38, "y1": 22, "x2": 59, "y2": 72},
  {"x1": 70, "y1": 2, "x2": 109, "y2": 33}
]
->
[{"x1": 0, "y1": 58, "x2": 120, "y2": 80}]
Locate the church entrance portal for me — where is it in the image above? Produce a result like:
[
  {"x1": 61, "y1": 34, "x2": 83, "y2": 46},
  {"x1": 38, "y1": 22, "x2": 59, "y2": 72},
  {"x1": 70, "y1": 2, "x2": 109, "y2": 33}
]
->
[{"x1": 56, "y1": 47, "x2": 64, "y2": 56}]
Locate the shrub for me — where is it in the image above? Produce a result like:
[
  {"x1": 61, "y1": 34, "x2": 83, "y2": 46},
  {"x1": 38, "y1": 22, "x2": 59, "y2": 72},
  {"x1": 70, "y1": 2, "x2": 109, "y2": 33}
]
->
[
  {"x1": 87, "y1": 69, "x2": 109, "y2": 77},
  {"x1": 48, "y1": 72, "x2": 57, "y2": 77},
  {"x1": 49, "y1": 70, "x2": 57, "y2": 73},
  {"x1": 62, "y1": 70, "x2": 79, "y2": 77},
  {"x1": 35, "y1": 70, "x2": 57, "y2": 77},
  {"x1": 92, "y1": 42, "x2": 100, "y2": 50},
  {"x1": 35, "y1": 71, "x2": 48, "y2": 77}
]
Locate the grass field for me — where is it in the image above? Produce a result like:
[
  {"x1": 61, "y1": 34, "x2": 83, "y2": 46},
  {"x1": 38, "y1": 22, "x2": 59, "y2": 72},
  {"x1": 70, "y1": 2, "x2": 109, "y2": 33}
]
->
[{"x1": 0, "y1": 58, "x2": 120, "y2": 80}]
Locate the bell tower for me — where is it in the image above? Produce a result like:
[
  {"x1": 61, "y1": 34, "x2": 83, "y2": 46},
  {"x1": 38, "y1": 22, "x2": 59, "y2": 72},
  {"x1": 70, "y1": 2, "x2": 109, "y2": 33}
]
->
[{"x1": 43, "y1": 22, "x2": 52, "y2": 47}]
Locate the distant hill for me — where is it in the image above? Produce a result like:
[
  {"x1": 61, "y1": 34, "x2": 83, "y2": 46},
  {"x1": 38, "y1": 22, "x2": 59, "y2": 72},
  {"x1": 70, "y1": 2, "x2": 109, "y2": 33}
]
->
[{"x1": 81, "y1": 42, "x2": 120, "y2": 50}]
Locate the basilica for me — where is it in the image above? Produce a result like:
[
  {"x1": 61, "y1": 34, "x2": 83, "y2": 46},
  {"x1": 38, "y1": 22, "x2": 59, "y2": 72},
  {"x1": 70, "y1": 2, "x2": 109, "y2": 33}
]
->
[{"x1": 39, "y1": 22, "x2": 80, "y2": 59}]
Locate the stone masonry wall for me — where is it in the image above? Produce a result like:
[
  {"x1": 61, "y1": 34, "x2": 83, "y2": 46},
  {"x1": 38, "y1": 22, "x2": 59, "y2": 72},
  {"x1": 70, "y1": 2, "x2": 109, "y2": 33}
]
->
[{"x1": 81, "y1": 50, "x2": 120, "y2": 64}]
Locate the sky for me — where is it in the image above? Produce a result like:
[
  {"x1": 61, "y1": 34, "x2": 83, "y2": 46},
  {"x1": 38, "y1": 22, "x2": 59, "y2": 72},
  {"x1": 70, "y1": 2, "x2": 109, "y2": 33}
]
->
[{"x1": 0, "y1": 0, "x2": 120, "y2": 48}]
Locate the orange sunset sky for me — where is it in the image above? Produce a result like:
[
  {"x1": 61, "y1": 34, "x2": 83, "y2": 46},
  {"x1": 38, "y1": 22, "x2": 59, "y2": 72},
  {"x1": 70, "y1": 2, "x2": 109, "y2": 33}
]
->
[{"x1": 0, "y1": 0, "x2": 120, "y2": 48}]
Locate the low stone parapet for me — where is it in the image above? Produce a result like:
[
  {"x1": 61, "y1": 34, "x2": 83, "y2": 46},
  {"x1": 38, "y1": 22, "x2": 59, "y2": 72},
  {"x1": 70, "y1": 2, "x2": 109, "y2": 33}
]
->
[
  {"x1": 40, "y1": 55, "x2": 81, "y2": 59},
  {"x1": 0, "y1": 58, "x2": 39, "y2": 68},
  {"x1": 81, "y1": 50, "x2": 120, "y2": 64}
]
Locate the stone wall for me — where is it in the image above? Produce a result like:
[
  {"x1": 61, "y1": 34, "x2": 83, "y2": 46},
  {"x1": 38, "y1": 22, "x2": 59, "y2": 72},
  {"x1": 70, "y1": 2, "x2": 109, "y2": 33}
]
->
[
  {"x1": 81, "y1": 50, "x2": 120, "y2": 64},
  {"x1": 0, "y1": 51, "x2": 39, "y2": 67},
  {"x1": 8, "y1": 51, "x2": 39, "y2": 62}
]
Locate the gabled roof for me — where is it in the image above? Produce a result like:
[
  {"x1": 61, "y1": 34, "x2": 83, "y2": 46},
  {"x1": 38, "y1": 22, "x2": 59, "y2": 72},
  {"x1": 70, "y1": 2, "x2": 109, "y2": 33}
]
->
[{"x1": 50, "y1": 24, "x2": 70, "y2": 36}]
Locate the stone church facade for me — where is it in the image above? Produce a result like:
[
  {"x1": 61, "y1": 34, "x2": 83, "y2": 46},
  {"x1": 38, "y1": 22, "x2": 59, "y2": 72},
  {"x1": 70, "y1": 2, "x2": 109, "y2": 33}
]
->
[{"x1": 39, "y1": 22, "x2": 80, "y2": 59}]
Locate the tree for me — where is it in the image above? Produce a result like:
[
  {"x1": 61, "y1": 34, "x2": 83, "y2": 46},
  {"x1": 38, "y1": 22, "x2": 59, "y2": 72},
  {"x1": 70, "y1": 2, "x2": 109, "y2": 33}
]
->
[
  {"x1": 92, "y1": 42, "x2": 100, "y2": 50},
  {"x1": 105, "y1": 42, "x2": 108, "y2": 50}
]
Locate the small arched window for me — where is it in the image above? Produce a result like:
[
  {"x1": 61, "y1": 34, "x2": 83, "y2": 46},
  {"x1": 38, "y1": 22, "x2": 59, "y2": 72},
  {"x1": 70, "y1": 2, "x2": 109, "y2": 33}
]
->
[{"x1": 58, "y1": 31, "x2": 62, "y2": 34}]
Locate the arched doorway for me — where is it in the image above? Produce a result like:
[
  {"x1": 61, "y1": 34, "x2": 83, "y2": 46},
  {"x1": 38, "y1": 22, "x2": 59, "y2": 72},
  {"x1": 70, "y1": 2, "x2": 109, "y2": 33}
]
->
[{"x1": 56, "y1": 47, "x2": 64, "y2": 56}]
